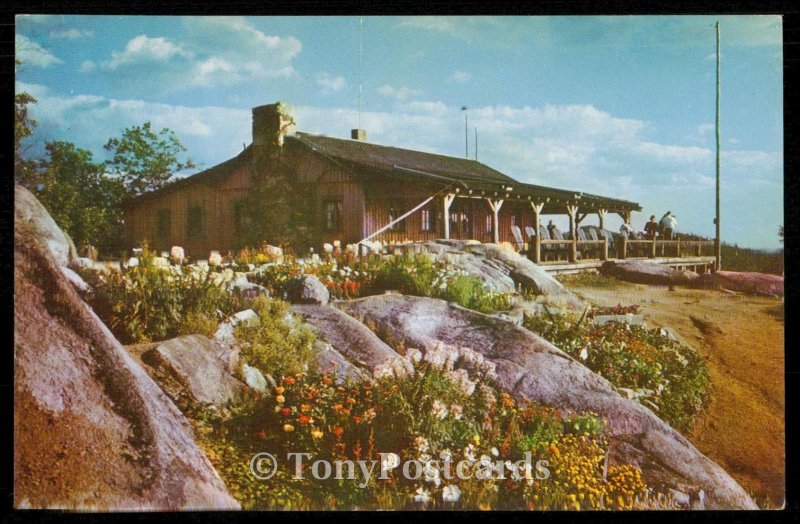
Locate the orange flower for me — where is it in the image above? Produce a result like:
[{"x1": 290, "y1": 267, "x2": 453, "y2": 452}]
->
[
  {"x1": 283, "y1": 377, "x2": 297, "y2": 385},
  {"x1": 321, "y1": 376, "x2": 333, "y2": 386},
  {"x1": 300, "y1": 404, "x2": 311, "y2": 412},
  {"x1": 333, "y1": 403, "x2": 345, "y2": 412},
  {"x1": 549, "y1": 443, "x2": 560, "y2": 456},
  {"x1": 275, "y1": 386, "x2": 285, "y2": 395},
  {"x1": 298, "y1": 414, "x2": 313, "y2": 425},
  {"x1": 346, "y1": 398, "x2": 357, "y2": 405},
  {"x1": 333, "y1": 426, "x2": 345, "y2": 437},
  {"x1": 258, "y1": 430, "x2": 267, "y2": 440}
]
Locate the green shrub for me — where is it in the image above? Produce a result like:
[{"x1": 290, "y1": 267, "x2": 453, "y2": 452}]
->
[
  {"x1": 177, "y1": 311, "x2": 220, "y2": 337},
  {"x1": 84, "y1": 249, "x2": 240, "y2": 343},
  {"x1": 523, "y1": 309, "x2": 710, "y2": 431},
  {"x1": 234, "y1": 296, "x2": 319, "y2": 377}
]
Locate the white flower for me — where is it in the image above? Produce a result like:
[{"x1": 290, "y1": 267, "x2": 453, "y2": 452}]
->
[
  {"x1": 449, "y1": 404, "x2": 463, "y2": 420},
  {"x1": 414, "y1": 436, "x2": 430, "y2": 454},
  {"x1": 406, "y1": 348, "x2": 423, "y2": 363},
  {"x1": 579, "y1": 345, "x2": 589, "y2": 361},
  {"x1": 381, "y1": 453, "x2": 401, "y2": 471},
  {"x1": 491, "y1": 447, "x2": 499, "y2": 457},
  {"x1": 432, "y1": 399, "x2": 448, "y2": 420},
  {"x1": 442, "y1": 485, "x2": 461, "y2": 503},
  {"x1": 414, "y1": 487, "x2": 431, "y2": 503}
]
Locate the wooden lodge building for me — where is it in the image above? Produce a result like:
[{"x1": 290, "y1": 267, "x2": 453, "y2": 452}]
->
[{"x1": 123, "y1": 102, "x2": 643, "y2": 262}]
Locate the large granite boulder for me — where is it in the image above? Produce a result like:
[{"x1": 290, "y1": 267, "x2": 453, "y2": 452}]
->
[
  {"x1": 694, "y1": 270, "x2": 784, "y2": 297},
  {"x1": 15, "y1": 184, "x2": 78, "y2": 267},
  {"x1": 601, "y1": 260, "x2": 700, "y2": 286},
  {"x1": 337, "y1": 294, "x2": 756, "y2": 510},
  {"x1": 285, "y1": 275, "x2": 330, "y2": 304},
  {"x1": 140, "y1": 335, "x2": 249, "y2": 408},
  {"x1": 14, "y1": 193, "x2": 238, "y2": 510},
  {"x1": 291, "y1": 304, "x2": 401, "y2": 373}
]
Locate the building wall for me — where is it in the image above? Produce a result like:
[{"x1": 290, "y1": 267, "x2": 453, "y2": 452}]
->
[{"x1": 124, "y1": 142, "x2": 540, "y2": 256}]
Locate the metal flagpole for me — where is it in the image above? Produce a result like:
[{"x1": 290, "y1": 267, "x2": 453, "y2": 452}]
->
[{"x1": 715, "y1": 21, "x2": 722, "y2": 271}]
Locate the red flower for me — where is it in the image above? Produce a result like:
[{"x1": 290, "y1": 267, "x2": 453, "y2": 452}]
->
[
  {"x1": 281, "y1": 407, "x2": 292, "y2": 417},
  {"x1": 298, "y1": 414, "x2": 313, "y2": 425},
  {"x1": 258, "y1": 430, "x2": 267, "y2": 440},
  {"x1": 283, "y1": 376, "x2": 297, "y2": 385},
  {"x1": 333, "y1": 426, "x2": 345, "y2": 437}
]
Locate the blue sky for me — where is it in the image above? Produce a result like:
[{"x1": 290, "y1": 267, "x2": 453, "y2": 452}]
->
[{"x1": 15, "y1": 15, "x2": 783, "y2": 249}]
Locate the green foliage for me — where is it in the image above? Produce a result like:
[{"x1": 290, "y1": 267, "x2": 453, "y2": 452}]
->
[
  {"x1": 720, "y1": 243, "x2": 783, "y2": 275},
  {"x1": 104, "y1": 121, "x2": 196, "y2": 196},
  {"x1": 177, "y1": 311, "x2": 220, "y2": 338},
  {"x1": 30, "y1": 141, "x2": 126, "y2": 253},
  {"x1": 84, "y1": 245, "x2": 240, "y2": 343},
  {"x1": 14, "y1": 90, "x2": 38, "y2": 185},
  {"x1": 523, "y1": 310, "x2": 710, "y2": 431},
  {"x1": 234, "y1": 296, "x2": 319, "y2": 377}
]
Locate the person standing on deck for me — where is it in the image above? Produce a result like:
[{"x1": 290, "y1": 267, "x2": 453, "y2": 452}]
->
[
  {"x1": 644, "y1": 215, "x2": 659, "y2": 239},
  {"x1": 660, "y1": 211, "x2": 677, "y2": 240},
  {"x1": 620, "y1": 218, "x2": 635, "y2": 239},
  {"x1": 547, "y1": 220, "x2": 557, "y2": 238}
]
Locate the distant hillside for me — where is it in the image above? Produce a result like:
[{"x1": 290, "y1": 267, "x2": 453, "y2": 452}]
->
[{"x1": 720, "y1": 244, "x2": 783, "y2": 276}]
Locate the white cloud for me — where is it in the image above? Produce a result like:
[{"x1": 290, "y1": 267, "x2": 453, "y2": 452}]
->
[
  {"x1": 50, "y1": 28, "x2": 94, "y2": 39},
  {"x1": 377, "y1": 84, "x2": 422, "y2": 101},
  {"x1": 79, "y1": 60, "x2": 97, "y2": 73},
  {"x1": 15, "y1": 34, "x2": 62, "y2": 68},
  {"x1": 451, "y1": 70, "x2": 471, "y2": 83},
  {"x1": 107, "y1": 35, "x2": 191, "y2": 69},
  {"x1": 316, "y1": 73, "x2": 347, "y2": 93},
  {"x1": 89, "y1": 17, "x2": 302, "y2": 94}
]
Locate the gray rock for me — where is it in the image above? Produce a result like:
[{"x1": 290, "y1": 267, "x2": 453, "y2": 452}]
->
[
  {"x1": 142, "y1": 335, "x2": 248, "y2": 407},
  {"x1": 15, "y1": 184, "x2": 78, "y2": 267},
  {"x1": 291, "y1": 304, "x2": 400, "y2": 374},
  {"x1": 693, "y1": 270, "x2": 784, "y2": 297},
  {"x1": 60, "y1": 266, "x2": 91, "y2": 295},
  {"x1": 601, "y1": 260, "x2": 699, "y2": 286},
  {"x1": 213, "y1": 309, "x2": 260, "y2": 373},
  {"x1": 337, "y1": 294, "x2": 756, "y2": 510},
  {"x1": 241, "y1": 364, "x2": 268, "y2": 393},
  {"x1": 14, "y1": 208, "x2": 238, "y2": 509},
  {"x1": 231, "y1": 281, "x2": 270, "y2": 301},
  {"x1": 314, "y1": 341, "x2": 368, "y2": 382},
  {"x1": 285, "y1": 275, "x2": 330, "y2": 304}
]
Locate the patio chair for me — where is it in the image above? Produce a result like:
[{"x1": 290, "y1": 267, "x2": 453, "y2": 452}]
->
[{"x1": 510, "y1": 225, "x2": 527, "y2": 254}]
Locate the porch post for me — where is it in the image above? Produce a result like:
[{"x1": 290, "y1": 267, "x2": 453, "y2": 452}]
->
[
  {"x1": 487, "y1": 198, "x2": 504, "y2": 244},
  {"x1": 443, "y1": 193, "x2": 456, "y2": 240},
  {"x1": 566, "y1": 204, "x2": 579, "y2": 263},
  {"x1": 531, "y1": 202, "x2": 544, "y2": 264},
  {"x1": 598, "y1": 208, "x2": 608, "y2": 260}
]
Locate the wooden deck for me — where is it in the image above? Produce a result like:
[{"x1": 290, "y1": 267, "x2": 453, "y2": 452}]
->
[{"x1": 540, "y1": 256, "x2": 716, "y2": 275}]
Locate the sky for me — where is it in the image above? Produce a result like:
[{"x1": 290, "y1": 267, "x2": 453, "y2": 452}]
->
[{"x1": 15, "y1": 15, "x2": 784, "y2": 249}]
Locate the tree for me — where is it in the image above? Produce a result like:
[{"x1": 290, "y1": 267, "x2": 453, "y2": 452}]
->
[
  {"x1": 15, "y1": 88, "x2": 38, "y2": 186},
  {"x1": 104, "y1": 122, "x2": 196, "y2": 196},
  {"x1": 35, "y1": 141, "x2": 126, "y2": 253}
]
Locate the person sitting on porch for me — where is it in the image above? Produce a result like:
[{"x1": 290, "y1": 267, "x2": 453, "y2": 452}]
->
[
  {"x1": 660, "y1": 212, "x2": 677, "y2": 240},
  {"x1": 619, "y1": 219, "x2": 635, "y2": 239},
  {"x1": 547, "y1": 220, "x2": 557, "y2": 238},
  {"x1": 644, "y1": 215, "x2": 659, "y2": 239}
]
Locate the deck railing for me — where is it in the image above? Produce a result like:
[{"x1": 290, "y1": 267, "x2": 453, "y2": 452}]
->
[{"x1": 531, "y1": 236, "x2": 715, "y2": 264}]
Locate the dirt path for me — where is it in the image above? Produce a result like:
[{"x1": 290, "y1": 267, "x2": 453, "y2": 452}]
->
[{"x1": 563, "y1": 280, "x2": 784, "y2": 508}]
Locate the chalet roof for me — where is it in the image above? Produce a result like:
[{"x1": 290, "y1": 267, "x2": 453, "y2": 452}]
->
[
  {"x1": 292, "y1": 132, "x2": 641, "y2": 213},
  {"x1": 290, "y1": 132, "x2": 516, "y2": 186},
  {"x1": 126, "y1": 130, "x2": 640, "y2": 214}
]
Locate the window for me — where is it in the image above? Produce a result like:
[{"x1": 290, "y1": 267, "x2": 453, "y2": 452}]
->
[
  {"x1": 325, "y1": 200, "x2": 342, "y2": 230},
  {"x1": 187, "y1": 205, "x2": 204, "y2": 240},
  {"x1": 421, "y1": 206, "x2": 436, "y2": 232},
  {"x1": 156, "y1": 209, "x2": 170, "y2": 241},
  {"x1": 486, "y1": 214, "x2": 493, "y2": 234},
  {"x1": 389, "y1": 201, "x2": 406, "y2": 232}
]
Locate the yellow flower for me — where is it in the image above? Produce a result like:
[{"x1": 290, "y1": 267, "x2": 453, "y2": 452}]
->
[
  {"x1": 473, "y1": 434, "x2": 481, "y2": 445},
  {"x1": 276, "y1": 395, "x2": 286, "y2": 404},
  {"x1": 275, "y1": 386, "x2": 285, "y2": 395},
  {"x1": 311, "y1": 428, "x2": 324, "y2": 439},
  {"x1": 283, "y1": 424, "x2": 295, "y2": 432}
]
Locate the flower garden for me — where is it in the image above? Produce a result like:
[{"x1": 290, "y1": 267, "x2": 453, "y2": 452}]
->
[{"x1": 74, "y1": 244, "x2": 710, "y2": 510}]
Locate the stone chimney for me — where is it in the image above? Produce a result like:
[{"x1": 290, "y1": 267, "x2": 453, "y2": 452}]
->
[
  {"x1": 351, "y1": 129, "x2": 367, "y2": 141},
  {"x1": 252, "y1": 102, "x2": 296, "y2": 151}
]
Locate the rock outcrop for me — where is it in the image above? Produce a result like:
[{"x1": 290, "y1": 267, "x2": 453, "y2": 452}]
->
[
  {"x1": 601, "y1": 260, "x2": 700, "y2": 286},
  {"x1": 15, "y1": 184, "x2": 78, "y2": 267},
  {"x1": 285, "y1": 275, "x2": 330, "y2": 304},
  {"x1": 336, "y1": 294, "x2": 757, "y2": 510},
  {"x1": 139, "y1": 335, "x2": 249, "y2": 408},
  {"x1": 694, "y1": 270, "x2": 784, "y2": 297},
  {"x1": 14, "y1": 194, "x2": 238, "y2": 509}
]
